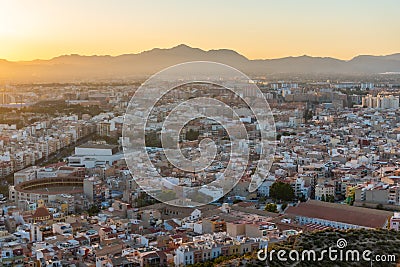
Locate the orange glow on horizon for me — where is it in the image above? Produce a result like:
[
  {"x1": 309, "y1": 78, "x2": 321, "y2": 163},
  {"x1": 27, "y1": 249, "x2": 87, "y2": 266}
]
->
[{"x1": 0, "y1": 0, "x2": 399, "y2": 61}]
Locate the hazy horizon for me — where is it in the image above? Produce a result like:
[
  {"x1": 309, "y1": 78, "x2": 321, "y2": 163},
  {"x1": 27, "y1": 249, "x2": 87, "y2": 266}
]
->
[{"x1": 1, "y1": 43, "x2": 399, "y2": 63}]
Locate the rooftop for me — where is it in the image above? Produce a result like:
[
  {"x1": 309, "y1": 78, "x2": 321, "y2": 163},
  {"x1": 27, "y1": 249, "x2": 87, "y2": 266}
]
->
[{"x1": 285, "y1": 200, "x2": 393, "y2": 228}]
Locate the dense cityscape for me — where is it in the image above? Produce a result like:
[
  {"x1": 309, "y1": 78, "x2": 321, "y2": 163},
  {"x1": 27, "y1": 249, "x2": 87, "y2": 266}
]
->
[
  {"x1": 0, "y1": 77, "x2": 400, "y2": 266},
  {"x1": 1, "y1": 1, "x2": 400, "y2": 266}
]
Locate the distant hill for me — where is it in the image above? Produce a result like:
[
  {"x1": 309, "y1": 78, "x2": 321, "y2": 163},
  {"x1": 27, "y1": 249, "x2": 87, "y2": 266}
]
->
[{"x1": 0, "y1": 44, "x2": 399, "y2": 82}]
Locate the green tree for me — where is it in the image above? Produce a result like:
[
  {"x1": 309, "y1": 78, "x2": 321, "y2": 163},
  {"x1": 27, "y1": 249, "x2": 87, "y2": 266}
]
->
[
  {"x1": 265, "y1": 203, "x2": 278, "y2": 213},
  {"x1": 92, "y1": 134, "x2": 119, "y2": 145},
  {"x1": 348, "y1": 192, "x2": 355, "y2": 206},
  {"x1": 321, "y1": 194, "x2": 326, "y2": 202},
  {"x1": 303, "y1": 108, "x2": 313, "y2": 122},
  {"x1": 326, "y1": 194, "x2": 335, "y2": 203},
  {"x1": 87, "y1": 205, "x2": 100, "y2": 216},
  {"x1": 269, "y1": 182, "x2": 295, "y2": 202},
  {"x1": 145, "y1": 131, "x2": 161, "y2": 147},
  {"x1": 0, "y1": 185, "x2": 8, "y2": 197},
  {"x1": 186, "y1": 129, "x2": 200, "y2": 141}
]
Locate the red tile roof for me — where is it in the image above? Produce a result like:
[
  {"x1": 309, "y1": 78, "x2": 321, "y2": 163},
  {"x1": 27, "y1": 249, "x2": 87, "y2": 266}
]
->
[
  {"x1": 285, "y1": 200, "x2": 392, "y2": 228},
  {"x1": 33, "y1": 206, "x2": 52, "y2": 220}
]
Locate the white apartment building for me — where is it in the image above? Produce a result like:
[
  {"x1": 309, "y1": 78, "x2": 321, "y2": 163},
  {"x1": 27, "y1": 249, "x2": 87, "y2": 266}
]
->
[
  {"x1": 315, "y1": 184, "x2": 335, "y2": 200},
  {"x1": 68, "y1": 143, "x2": 123, "y2": 168},
  {"x1": 362, "y1": 94, "x2": 399, "y2": 109},
  {"x1": 257, "y1": 176, "x2": 276, "y2": 197}
]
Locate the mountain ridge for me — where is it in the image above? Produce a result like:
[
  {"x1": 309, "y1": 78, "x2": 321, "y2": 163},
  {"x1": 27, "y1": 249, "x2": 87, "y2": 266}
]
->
[
  {"x1": 4, "y1": 45, "x2": 400, "y2": 62},
  {"x1": 0, "y1": 44, "x2": 399, "y2": 82}
]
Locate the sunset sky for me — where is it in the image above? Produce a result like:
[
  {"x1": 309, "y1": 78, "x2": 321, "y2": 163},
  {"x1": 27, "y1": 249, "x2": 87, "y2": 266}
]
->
[{"x1": 0, "y1": 0, "x2": 399, "y2": 61}]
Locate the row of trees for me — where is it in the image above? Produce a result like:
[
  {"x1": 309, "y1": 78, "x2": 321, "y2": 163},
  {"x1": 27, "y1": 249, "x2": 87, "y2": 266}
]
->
[
  {"x1": 22, "y1": 100, "x2": 103, "y2": 117},
  {"x1": 145, "y1": 129, "x2": 200, "y2": 148}
]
